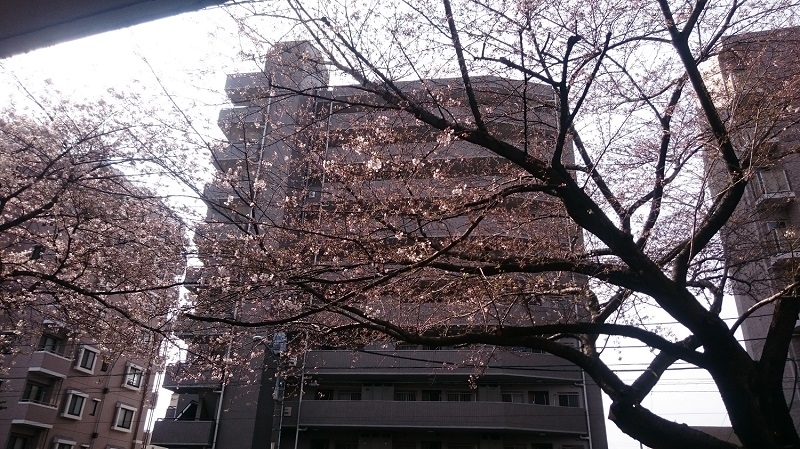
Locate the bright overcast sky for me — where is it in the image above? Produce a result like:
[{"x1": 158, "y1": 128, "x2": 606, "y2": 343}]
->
[{"x1": 0, "y1": 5, "x2": 737, "y2": 449}]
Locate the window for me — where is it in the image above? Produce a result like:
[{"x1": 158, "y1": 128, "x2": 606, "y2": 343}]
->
[
  {"x1": 335, "y1": 442, "x2": 358, "y2": 449},
  {"x1": 557, "y1": 392, "x2": 579, "y2": 408},
  {"x1": 53, "y1": 442, "x2": 74, "y2": 449},
  {"x1": 75, "y1": 346, "x2": 99, "y2": 373},
  {"x1": 532, "y1": 444, "x2": 553, "y2": 449},
  {"x1": 112, "y1": 404, "x2": 136, "y2": 432},
  {"x1": 421, "y1": 442, "x2": 441, "y2": 449},
  {"x1": 38, "y1": 334, "x2": 63, "y2": 354},
  {"x1": 529, "y1": 391, "x2": 549, "y2": 405},
  {"x1": 8, "y1": 435, "x2": 28, "y2": 449},
  {"x1": 62, "y1": 390, "x2": 88, "y2": 419},
  {"x1": 421, "y1": 390, "x2": 441, "y2": 401},
  {"x1": 22, "y1": 380, "x2": 49, "y2": 404},
  {"x1": 123, "y1": 364, "x2": 143, "y2": 389},
  {"x1": 337, "y1": 391, "x2": 361, "y2": 400},
  {"x1": 394, "y1": 391, "x2": 416, "y2": 401},
  {"x1": 501, "y1": 392, "x2": 525, "y2": 403},
  {"x1": 561, "y1": 445, "x2": 584, "y2": 449},
  {"x1": 446, "y1": 392, "x2": 473, "y2": 402},
  {"x1": 89, "y1": 398, "x2": 101, "y2": 416}
]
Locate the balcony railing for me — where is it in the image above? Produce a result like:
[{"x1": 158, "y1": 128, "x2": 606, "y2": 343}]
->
[
  {"x1": 27, "y1": 350, "x2": 72, "y2": 378},
  {"x1": 280, "y1": 400, "x2": 587, "y2": 434},
  {"x1": 305, "y1": 349, "x2": 581, "y2": 381},
  {"x1": 151, "y1": 419, "x2": 216, "y2": 446},
  {"x1": 8, "y1": 400, "x2": 59, "y2": 426}
]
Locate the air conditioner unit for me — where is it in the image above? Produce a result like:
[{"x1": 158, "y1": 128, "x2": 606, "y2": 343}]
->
[
  {"x1": 283, "y1": 406, "x2": 292, "y2": 417},
  {"x1": 287, "y1": 356, "x2": 298, "y2": 367}
]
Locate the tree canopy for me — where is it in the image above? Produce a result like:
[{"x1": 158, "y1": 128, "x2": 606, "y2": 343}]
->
[
  {"x1": 0, "y1": 102, "x2": 186, "y2": 357},
  {"x1": 177, "y1": 1, "x2": 800, "y2": 448}
]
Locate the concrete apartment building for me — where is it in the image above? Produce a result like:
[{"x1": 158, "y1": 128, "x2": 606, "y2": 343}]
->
[
  {"x1": 712, "y1": 26, "x2": 800, "y2": 428},
  {"x1": 151, "y1": 41, "x2": 607, "y2": 449},
  {"x1": 0, "y1": 320, "x2": 159, "y2": 449}
]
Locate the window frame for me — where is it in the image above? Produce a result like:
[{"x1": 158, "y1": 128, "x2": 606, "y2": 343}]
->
[
  {"x1": 500, "y1": 391, "x2": 525, "y2": 403},
  {"x1": 529, "y1": 390, "x2": 550, "y2": 405},
  {"x1": 445, "y1": 391, "x2": 473, "y2": 402},
  {"x1": 123, "y1": 363, "x2": 144, "y2": 390},
  {"x1": 37, "y1": 334, "x2": 63, "y2": 355},
  {"x1": 111, "y1": 404, "x2": 137, "y2": 432},
  {"x1": 22, "y1": 379, "x2": 50, "y2": 404},
  {"x1": 61, "y1": 390, "x2": 89, "y2": 420},
  {"x1": 393, "y1": 391, "x2": 417, "y2": 401},
  {"x1": 75, "y1": 346, "x2": 99, "y2": 374},
  {"x1": 52, "y1": 439, "x2": 76, "y2": 449},
  {"x1": 557, "y1": 392, "x2": 580, "y2": 408}
]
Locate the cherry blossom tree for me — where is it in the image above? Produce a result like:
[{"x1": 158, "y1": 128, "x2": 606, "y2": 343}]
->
[
  {"x1": 0, "y1": 101, "x2": 187, "y2": 357},
  {"x1": 177, "y1": 1, "x2": 800, "y2": 448}
]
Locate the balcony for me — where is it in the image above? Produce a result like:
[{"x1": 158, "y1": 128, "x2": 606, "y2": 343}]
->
[
  {"x1": 162, "y1": 363, "x2": 223, "y2": 393},
  {"x1": 305, "y1": 349, "x2": 581, "y2": 382},
  {"x1": 281, "y1": 400, "x2": 586, "y2": 434},
  {"x1": 8, "y1": 401, "x2": 58, "y2": 427},
  {"x1": 27, "y1": 350, "x2": 72, "y2": 378},
  {"x1": 151, "y1": 419, "x2": 215, "y2": 446},
  {"x1": 225, "y1": 72, "x2": 270, "y2": 103},
  {"x1": 210, "y1": 142, "x2": 260, "y2": 172},
  {"x1": 218, "y1": 107, "x2": 267, "y2": 141}
]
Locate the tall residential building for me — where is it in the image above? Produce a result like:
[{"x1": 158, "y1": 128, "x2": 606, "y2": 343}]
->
[
  {"x1": 151, "y1": 41, "x2": 607, "y2": 449},
  {"x1": 0, "y1": 319, "x2": 160, "y2": 449},
  {"x1": 713, "y1": 26, "x2": 800, "y2": 428}
]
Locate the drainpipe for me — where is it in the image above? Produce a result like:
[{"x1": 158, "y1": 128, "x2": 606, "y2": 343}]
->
[
  {"x1": 211, "y1": 302, "x2": 239, "y2": 449},
  {"x1": 580, "y1": 366, "x2": 593, "y2": 449},
  {"x1": 292, "y1": 351, "x2": 307, "y2": 449}
]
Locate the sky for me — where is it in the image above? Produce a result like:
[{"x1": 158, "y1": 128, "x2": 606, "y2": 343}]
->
[{"x1": 0, "y1": 5, "x2": 739, "y2": 449}]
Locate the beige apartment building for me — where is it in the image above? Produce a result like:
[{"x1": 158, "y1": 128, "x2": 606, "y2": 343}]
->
[{"x1": 0, "y1": 320, "x2": 159, "y2": 449}]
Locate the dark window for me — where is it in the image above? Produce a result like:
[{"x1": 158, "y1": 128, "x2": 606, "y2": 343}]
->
[
  {"x1": 394, "y1": 391, "x2": 416, "y2": 401},
  {"x1": 557, "y1": 392, "x2": 579, "y2": 407},
  {"x1": 501, "y1": 392, "x2": 525, "y2": 403},
  {"x1": 421, "y1": 442, "x2": 441, "y2": 449},
  {"x1": 421, "y1": 390, "x2": 441, "y2": 401},
  {"x1": 531, "y1": 444, "x2": 553, "y2": 449},
  {"x1": 529, "y1": 391, "x2": 549, "y2": 405},
  {"x1": 446, "y1": 392, "x2": 473, "y2": 402},
  {"x1": 64, "y1": 393, "x2": 86, "y2": 417},
  {"x1": 335, "y1": 442, "x2": 358, "y2": 449},
  {"x1": 89, "y1": 399, "x2": 100, "y2": 416},
  {"x1": 7, "y1": 435, "x2": 28, "y2": 449},
  {"x1": 337, "y1": 391, "x2": 361, "y2": 400},
  {"x1": 114, "y1": 406, "x2": 135, "y2": 430},
  {"x1": 38, "y1": 334, "x2": 62, "y2": 354},
  {"x1": 77, "y1": 347, "x2": 98, "y2": 372},
  {"x1": 311, "y1": 440, "x2": 329, "y2": 449},
  {"x1": 22, "y1": 381, "x2": 48, "y2": 404},
  {"x1": 55, "y1": 443, "x2": 72, "y2": 449}
]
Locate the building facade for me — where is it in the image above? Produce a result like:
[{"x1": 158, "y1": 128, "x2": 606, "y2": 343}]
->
[
  {"x1": 0, "y1": 321, "x2": 159, "y2": 449},
  {"x1": 151, "y1": 41, "x2": 607, "y2": 449},
  {"x1": 713, "y1": 26, "x2": 800, "y2": 429}
]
